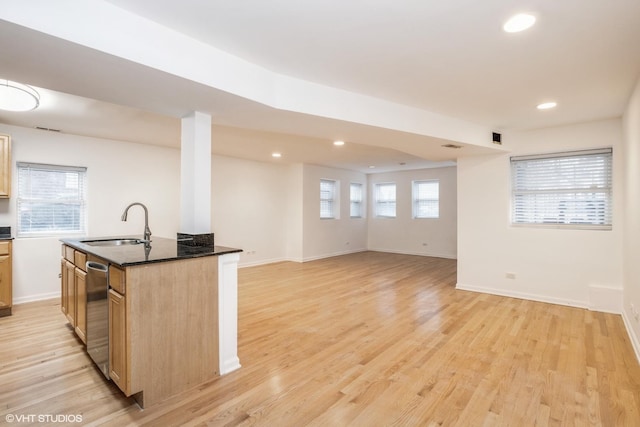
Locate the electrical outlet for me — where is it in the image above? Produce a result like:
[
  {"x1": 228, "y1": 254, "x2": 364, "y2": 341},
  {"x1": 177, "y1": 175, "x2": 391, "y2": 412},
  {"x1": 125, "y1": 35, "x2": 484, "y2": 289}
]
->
[{"x1": 505, "y1": 272, "x2": 516, "y2": 280}]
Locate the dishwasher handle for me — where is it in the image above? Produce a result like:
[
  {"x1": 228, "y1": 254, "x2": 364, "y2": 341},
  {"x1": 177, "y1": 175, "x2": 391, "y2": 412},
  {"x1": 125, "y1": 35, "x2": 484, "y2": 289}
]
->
[{"x1": 86, "y1": 261, "x2": 108, "y2": 274}]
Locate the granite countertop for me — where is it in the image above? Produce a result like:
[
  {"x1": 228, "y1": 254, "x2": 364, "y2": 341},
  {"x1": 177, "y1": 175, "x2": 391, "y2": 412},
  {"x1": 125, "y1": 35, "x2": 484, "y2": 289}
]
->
[{"x1": 60, "y1": 236, "x2": 242, "y2": 267}]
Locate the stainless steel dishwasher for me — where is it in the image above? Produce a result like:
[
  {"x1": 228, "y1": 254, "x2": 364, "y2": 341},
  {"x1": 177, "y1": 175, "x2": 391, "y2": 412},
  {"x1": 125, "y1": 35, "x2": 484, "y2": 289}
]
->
[{"x1": 86, "y1": 260, "x2": 110, "y2": 379}]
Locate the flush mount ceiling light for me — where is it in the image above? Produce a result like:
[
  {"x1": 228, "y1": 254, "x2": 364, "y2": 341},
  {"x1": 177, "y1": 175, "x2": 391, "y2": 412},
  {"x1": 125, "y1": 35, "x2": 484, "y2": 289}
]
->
[
  {"x1": 537, "y1": 101, "x2": 557, "y2": 110},
  {"x1": 0, "y1": 79, "x2": 40, "y2": 111},
  {"x1": 271, "y1": 152, "x2": 282, "y2": 158},
  {"x1": 333, "y1": 140, "x2": 345, "y2": 146},
  {"x1": 503, "y1": 13, "x2": 536, "y2": 33}
]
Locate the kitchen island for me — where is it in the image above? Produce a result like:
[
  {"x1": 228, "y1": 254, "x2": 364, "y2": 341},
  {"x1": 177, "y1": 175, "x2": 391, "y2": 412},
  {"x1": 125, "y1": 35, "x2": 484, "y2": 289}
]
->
[{"x1": 60, "y1": 236, "x2": 242, "y2": 408}]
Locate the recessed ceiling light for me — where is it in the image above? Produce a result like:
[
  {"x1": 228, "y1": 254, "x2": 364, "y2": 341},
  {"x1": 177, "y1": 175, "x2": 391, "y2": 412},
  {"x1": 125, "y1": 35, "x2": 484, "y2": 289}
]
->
[
  {"x1": 537, "y1": 102, "x2": 557, "y2": 110},
  {"x1": 272, "y1": 152, "x2": 282, "y2": 158},
  {"x1": 368, "y1": 165, "x2": 376, "y2": 169},
  {"x1": 333, "y1": 140, "x2": 345, "y2": 146},
  {"x1": 503, "y1": 13, "x2": 536, "y2": 33}
]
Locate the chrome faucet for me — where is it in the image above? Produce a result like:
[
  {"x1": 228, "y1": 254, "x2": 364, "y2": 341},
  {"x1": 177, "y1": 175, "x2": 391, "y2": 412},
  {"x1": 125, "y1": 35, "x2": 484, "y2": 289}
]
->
[{"x1": 121, "y1": 202, "x2": 152, "y2": 242}]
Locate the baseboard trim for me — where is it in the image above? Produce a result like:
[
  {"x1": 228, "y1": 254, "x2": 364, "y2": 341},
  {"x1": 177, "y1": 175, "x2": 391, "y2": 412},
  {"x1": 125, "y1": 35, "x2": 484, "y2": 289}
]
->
[
  {"x1": 238, "y1": 257, "x2": 288, "y2": 268},
  {"x1": 368, "y1": 247, "x2": 457, "y2": 260},
  {"x1": 456, "y1": 283, "x2": 588, "y2": 310},
  {"x1": 239, "y1": 249, "x2": 454, "y2": 268},
  {"x1": 14, "y1": 291, "x2": 60, "y2": 305},
  {"x1": 588, "y1": 284, "x2": 623, "y2": 314},
  {"x1": 219, "y1": 358, "x2": 242, "y2": 376},
  {"x1": 302, "y1": 249, "x2": 367, "y2": 263},
  {"x1": 622, "y1": 309, "x2": 640, "y2": 365}
]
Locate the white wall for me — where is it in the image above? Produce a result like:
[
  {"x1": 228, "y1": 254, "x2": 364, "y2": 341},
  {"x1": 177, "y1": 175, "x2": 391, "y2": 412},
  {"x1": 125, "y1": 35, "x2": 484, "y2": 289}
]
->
[
  {"x1": 211, "y1": 155, "x2": 291, "y2": 266},
  {"x1": 302, "y1": 164, "x2": 368, "y2": 261},
  {"x1": 285, "y1": 164, "x2": 304, "y2": 262},
  {"x1": 368, "y1": 166, "x2": 457, "y2": 259},
  {"x1": 1, "y1": 124, "x2": 181, "y2": 303},
  {"x1": 457, "y1": 118, "x2": 624, "y2": 311},
  {"x1": 623, "y1": 76, "x2": 640, "y2": 358},
  {"x1": 1, "y1": 124, "x2": 299, "y2": 303},
  {"x1": 3, "y1": 123, "x2": 460, "y2": 303}
]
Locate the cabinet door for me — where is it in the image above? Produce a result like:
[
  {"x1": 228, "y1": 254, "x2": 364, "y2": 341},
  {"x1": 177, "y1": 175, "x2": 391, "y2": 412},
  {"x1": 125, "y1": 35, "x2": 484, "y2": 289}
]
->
[
  {"x1": 65, "y1": 260, "x2": 76, "y2": 327},
  {"x1": 0, "y1": 134, "x2": 10, "y2": 198},
  {"x1": 0, "y1": 254, "x2": 11, "y2": 315},
  {"x1": 109, "y1": 289, "x2": 128, "y2": 394},
  {"x1": 74, "y1": 268, "x2": 87, "y2": 344},
  {"x1": 61, "y1": 259, "x2": 68, "y2": 316}
]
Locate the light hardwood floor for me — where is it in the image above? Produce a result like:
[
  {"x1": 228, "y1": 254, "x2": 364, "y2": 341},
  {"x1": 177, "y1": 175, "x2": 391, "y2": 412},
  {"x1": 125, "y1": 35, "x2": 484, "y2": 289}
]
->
[{"x1": 1, "y1": 251, "x2": 639, "y2": 426}]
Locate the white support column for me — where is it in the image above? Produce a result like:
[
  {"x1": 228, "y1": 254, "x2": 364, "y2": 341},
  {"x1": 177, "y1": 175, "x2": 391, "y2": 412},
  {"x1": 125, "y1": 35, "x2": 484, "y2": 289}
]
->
[
  {"x1": 180, "y1": 111, "x2": 212, "y2": 234},
  {"x1": 218, "y1": 252, "x2": 241, "y2": 374},
  {"x1": 180, "y1": 111, "x2": 240, "y2": 375}
]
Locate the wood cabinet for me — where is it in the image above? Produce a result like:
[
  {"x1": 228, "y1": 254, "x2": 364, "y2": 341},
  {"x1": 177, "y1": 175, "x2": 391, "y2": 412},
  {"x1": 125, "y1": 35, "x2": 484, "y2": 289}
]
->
[
  {"x1": 65, "y1": 260, "x2": 76, "y2": 327},
  {"x1": 0, "y1": 134, "x2": 10, "y2": 198},
  {"x1": 60, "y1": 245, "x2": 87, "y2": 341},
  {"x1": 108, "y1": 288, "x2": 127, "y2": 393},
  {"x1": 74, "y1": 249, "x2": 87, "y2": 343},
  {"x1": 60, "y1": 259, "x2": 68, "y2": 316},
  {"x1": 108, "y1": 258, "x2": 219, "y2": 408},
  {"x1": 59, "y1": 242, "x2": 233, "y2": 408},
  {"x1": 61, "y1": 245, "x2": 71, "y2": 319},
  {"x1": 74, "y1": 268, "x2": 87, "y2": 343},
  {"x1": 0, "y1": 240, "x2": 12, "y2": 317}
]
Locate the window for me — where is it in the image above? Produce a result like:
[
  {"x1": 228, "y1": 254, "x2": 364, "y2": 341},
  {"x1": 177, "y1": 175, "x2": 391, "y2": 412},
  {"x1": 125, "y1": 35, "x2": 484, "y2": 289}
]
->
[
  {"x1": 350, "y1": 183, "x2": 363, "y2": 218},
  {"x1": 511, "y1": 148, "x2": 612, "y2": 228},
  {"x1": 17, "y1": 163, "x2": 87, "y2": 236},
  {"x1": 413, "y1": 180, "x2": 439, "y2": 218},
  {"x1": 320, "y1": 179, "x2": 337, "y2": 219},
  {"x1": 374, "y1": 183, "x2": 396, "y2": 218}
]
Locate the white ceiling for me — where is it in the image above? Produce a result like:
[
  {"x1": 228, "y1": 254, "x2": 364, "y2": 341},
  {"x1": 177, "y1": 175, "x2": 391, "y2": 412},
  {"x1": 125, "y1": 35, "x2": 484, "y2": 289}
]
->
[{"x1": 1, "y1": 0, "x2": 639, "y2": 172}]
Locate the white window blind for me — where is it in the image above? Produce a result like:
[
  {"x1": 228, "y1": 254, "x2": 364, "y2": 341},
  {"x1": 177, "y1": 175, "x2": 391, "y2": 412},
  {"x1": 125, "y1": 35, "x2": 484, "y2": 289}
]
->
[
  {"x1": 350, "y1": 183, "x2": 363, "y2": 218},
  {"x1": 17, "y1": 163, "x2": 87, "y2": 236},
  {"x1": 413, "y1": 180, "x2": 439, "y2": 218},
  {"x1": 511, "y1": 148, "x2": 612, "y2": 228},
  {"x1": 320, "y1": 179, "x2": 336, "y2": 219},
  {"x1": 375, "y1": 183, "x2": 396, "y2": 218}
]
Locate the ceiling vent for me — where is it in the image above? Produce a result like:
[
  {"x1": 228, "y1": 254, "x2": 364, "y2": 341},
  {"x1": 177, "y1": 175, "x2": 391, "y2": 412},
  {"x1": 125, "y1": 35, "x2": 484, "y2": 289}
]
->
[{"x1": 35, "y1": 126, "x2": 61, "y2": 132}]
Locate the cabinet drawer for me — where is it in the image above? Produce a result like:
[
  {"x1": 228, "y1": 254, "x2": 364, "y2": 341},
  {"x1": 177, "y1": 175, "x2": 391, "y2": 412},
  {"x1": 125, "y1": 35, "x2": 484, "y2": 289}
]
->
[
  {"x1": 0, "y1": 241, "x2": 10, "y2": 256},
  {"x1": 74, "y1": 250, "x2": 87, "y2": 271},
  {"x1": 109, "y1": 265, "x2": 125, "y2": 294},
  {"x1": 64, "y1": 245, "x2": 75, "y2": 262}
]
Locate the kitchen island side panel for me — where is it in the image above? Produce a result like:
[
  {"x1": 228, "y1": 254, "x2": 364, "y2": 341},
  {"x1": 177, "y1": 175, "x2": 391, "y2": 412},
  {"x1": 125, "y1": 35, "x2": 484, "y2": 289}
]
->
[{"x1": 126, "y1": 256, "x2": 219, "y2": 407}]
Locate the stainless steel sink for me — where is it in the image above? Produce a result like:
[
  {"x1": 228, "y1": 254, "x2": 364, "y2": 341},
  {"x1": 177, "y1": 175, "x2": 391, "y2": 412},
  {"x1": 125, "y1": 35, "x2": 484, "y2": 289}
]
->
[{"x1": 81, "y1": 238, "x2": 144, "y2": 247}]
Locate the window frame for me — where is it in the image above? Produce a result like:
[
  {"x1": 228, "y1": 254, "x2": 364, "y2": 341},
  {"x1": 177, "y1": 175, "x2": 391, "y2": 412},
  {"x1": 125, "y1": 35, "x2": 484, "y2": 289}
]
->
[
  {"x1": 510, "y1": 148, "x2": 613, "y2": 230},
  {"x1": 320, "y1": 178, "x2": 337, "y2": 219},
  {"x1": 374, "y1": 182, "x2": 396, "y2": 218},
  {"x1": 16, "y1": 162, "x2": 88, "y2": 237},
  {"x1": 412, "y1": 179, "x2": 440, "y2": 219},
  {"x1": 350, "y1": 182, "x2": 364, "y2": 218}
]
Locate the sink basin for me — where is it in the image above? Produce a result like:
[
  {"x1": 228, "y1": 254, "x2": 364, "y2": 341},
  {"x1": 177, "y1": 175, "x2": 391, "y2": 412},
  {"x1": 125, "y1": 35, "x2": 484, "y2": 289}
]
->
[{"x1": 81, "y1": 238, "x2": 144, "y2": 247}]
